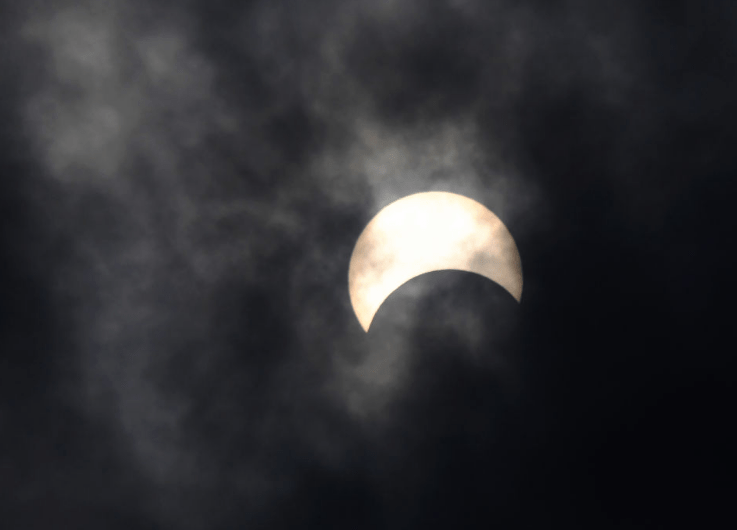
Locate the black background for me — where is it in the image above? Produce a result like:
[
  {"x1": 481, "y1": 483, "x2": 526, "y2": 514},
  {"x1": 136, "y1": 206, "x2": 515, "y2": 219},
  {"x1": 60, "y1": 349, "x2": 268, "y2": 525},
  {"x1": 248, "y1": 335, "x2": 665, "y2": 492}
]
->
[{"x1": 1, "y1": 0, "x2": 735, "y2": 527}]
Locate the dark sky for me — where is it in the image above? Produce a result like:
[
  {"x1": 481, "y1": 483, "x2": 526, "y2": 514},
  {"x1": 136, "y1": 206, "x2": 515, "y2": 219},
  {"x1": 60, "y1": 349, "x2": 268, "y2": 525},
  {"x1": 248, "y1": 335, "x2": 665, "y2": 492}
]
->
[{"x1": 2, "y1": 0, "x2": 735, "y2": 528}]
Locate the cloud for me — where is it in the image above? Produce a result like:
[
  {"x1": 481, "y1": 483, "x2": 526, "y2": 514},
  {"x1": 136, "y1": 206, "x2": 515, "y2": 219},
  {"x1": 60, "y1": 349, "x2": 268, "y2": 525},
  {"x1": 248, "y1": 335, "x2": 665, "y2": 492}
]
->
[
  {"x1": 12, "y1": 0, "x2": 735, "y2": 527},
  {"x1": 10, "y1": 0, "x2": 574, "y2": 524}
]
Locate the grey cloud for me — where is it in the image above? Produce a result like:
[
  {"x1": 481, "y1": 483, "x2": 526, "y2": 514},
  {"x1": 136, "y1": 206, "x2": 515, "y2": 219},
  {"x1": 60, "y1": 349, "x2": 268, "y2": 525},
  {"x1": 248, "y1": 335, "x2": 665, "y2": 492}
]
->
[
  {"x1": 12, "y1": 0, "x2": 612, "y2": 523},
  {"x1": 6, "y1": 0, "x2": 735, "y2": 527}
]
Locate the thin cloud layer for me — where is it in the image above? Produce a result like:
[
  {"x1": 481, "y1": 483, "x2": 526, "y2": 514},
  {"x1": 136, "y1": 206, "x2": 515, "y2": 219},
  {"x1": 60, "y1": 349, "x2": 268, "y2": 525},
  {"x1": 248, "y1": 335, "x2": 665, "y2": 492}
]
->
[{"x1": 5, "y1": 0, "x2": 735, "y2": 527}]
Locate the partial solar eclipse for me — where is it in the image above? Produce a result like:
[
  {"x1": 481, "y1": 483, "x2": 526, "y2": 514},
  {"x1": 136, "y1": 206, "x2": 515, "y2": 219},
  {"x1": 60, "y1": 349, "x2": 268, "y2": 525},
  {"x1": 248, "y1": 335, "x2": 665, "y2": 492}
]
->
[{"x1": 348, "y1": 192, "x2": 523, "y2": 332}]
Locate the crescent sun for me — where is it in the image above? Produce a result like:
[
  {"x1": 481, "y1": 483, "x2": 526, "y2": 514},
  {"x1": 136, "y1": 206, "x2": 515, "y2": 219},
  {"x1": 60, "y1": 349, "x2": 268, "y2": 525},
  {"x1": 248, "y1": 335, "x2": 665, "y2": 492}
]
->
[{"x1": 348, "y1": 191, "x2": 523, "y2": 332}]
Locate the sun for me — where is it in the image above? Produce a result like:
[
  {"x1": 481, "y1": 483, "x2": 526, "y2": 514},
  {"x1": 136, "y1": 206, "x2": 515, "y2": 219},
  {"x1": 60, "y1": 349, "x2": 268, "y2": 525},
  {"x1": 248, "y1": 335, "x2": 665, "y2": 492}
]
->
[{"x1": 348, "y1": 192, "x2": 522, "y2": 332}]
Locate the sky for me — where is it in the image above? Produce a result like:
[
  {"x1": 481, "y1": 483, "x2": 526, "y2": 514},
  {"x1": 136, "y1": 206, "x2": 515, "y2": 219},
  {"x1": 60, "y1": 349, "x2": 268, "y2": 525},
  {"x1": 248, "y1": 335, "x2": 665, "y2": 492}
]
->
[{"x1": 1, "y1": 0, "x2": 735, "y2": 527}]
